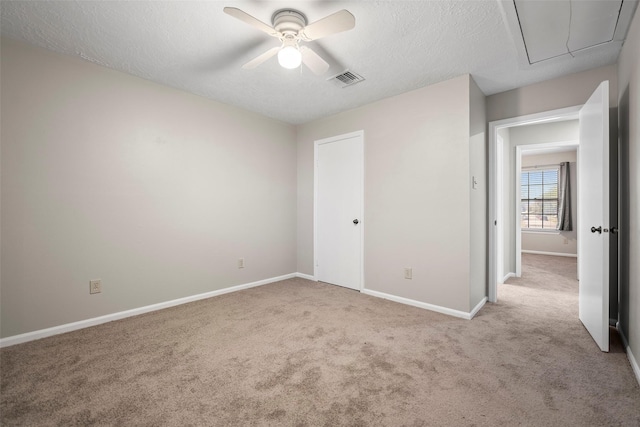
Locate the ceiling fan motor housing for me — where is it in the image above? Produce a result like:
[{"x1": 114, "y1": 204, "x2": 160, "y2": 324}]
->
[{"x1": 272, "y1": 9, "x2": 307, "y2": 36}]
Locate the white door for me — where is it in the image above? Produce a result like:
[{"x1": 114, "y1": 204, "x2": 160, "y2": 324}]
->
[
  {"x1": 578, "y1": 81, "x2": 610, "y2": 352},
  {"x1": 315, "y1": 131, "x2": 363, "y2": 290}
]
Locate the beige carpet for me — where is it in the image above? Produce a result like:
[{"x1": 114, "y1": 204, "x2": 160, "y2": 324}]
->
[{"x1": 1, "y1": 254, "x2": 639, "y2": 426}]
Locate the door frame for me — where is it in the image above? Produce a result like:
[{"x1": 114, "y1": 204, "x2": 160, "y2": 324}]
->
[
  {"x1": 313, "y1": 130, "x2": 365, "y2": 289},
  {"x1": 488, "y1": 106, "x2": 581, "y2": 302},
  {"x1": 515, "y1": 141, "x2": 579, "y2": 276},
  {"x1": 496, "y1": 133, "x2": 504, "y2": 284}
]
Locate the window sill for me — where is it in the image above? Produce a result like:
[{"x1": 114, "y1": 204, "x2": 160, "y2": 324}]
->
[{"x1": 522, "y1": 229, "x2": 560, "y2": 235}]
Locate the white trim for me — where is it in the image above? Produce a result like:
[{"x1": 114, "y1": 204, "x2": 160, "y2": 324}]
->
[
  {"x1": 0, "y1": 273, "x2": 296, "y2": 348},
  {"x1": 470, "y1": 297, "x2": 488, "y2": 319},
  {"x1": 520, "y1": 140, "x2": 579, "y2": 155},
  {"x1": 521, "y1": 250, "x2": 577, "y2": 258},
  {"x1": 295, "y1": 272, "x2": 316, "y2": 281},
  {"x1": 626, "y1": 346, "x2": 640, "y2": 387},
  {"x1": 361, "y1": 289, "x2": 486, "y2": 320},
  {"x1": 502, "y1": 272, "x2": 516, "y2": 282},
  {"x1": 521, "y1": 166, "x2": 561, "y2": 172},
  {"x1": 489, "y1": 105, "x2": 582, "y2": 303},
  {"x1": 496, "y1": 134, "x2": 504, "y2": 287},
  {"x1": 618, "y1": 326, "x2": 640, "y2": 387},
  {"x1": 489, "y1": 123, "x2": 497, "y2": 302},
  {"x1": 313, "y1": 130, "x2": 365, "y2": 291},
  {"x1": 515, "y1": 145, "x2": 523, "y2": 277}
]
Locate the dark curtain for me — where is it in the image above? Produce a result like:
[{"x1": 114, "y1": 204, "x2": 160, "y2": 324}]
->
[{"x1": 558, "y1": 162, "x2": 572, "y2": 231}]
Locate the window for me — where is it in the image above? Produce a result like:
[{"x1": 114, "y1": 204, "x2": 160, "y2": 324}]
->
[{"x1": 521, "y1": 168, "x2": 558, "y2": 230}]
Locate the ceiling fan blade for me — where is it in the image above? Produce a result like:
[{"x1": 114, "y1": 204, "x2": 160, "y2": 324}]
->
[
  {"x1": 301, "y1": 10, "x2": 355, "y2": 41},
  {"x1": 223, "y1": 7, "x2": 278, "y2": 37},
  {"x1": 242, "y1": 46, "x2": 280, "y2": 69},
  {"x1": 300, "y1": 46, "x2": 330, "y2": 75}
]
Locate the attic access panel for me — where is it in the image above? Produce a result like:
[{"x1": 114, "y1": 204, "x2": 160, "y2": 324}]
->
[{"x1": 514, "y1": 0, "x2": 623, "y2": 64}]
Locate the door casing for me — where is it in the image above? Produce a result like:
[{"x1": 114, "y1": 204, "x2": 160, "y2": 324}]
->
[{"x1": 489, "y1": 105, "x2": 582, "y2": 302}]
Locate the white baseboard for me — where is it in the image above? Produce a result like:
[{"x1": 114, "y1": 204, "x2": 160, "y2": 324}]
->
[
  {"x1": 0, "y1": 273, "x2": 297, "y2": 348},
  {"x1": 502, "y1": 272, "x2": 515, "y2": 283},
  {"x1": 627, "y1": 346, "x2": 640, "y2": 387},
  {"x1": 617, "y1": 325, "x2": 640, "y2": 387},
  {"x1": 470, "y1": 297, "x2": 488, "y2": 319},
  {"x1": 521, "y1": 250, "x2": 577, "y2": 258},
  {"x1": 295, "y1": 272, "x2": 316, "y2": 281},
  {"x1": 361, "y1": 289, "x2": 486, "y2": 320}
]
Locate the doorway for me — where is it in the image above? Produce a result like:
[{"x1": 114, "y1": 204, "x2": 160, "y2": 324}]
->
[
  {"x1": 489, "y1": 105, "x2": 581, "y2": 302},
  {"x1": 489, "y1": 81, "x2": 615, "y2": 352},
  {"x1": 517, "y1": 140, "x2": 579, "y2": 276}
]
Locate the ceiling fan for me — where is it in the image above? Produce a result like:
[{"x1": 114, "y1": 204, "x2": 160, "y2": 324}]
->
[{"x1": 223, "y1": 7, "x2": 355, "y2": 75}]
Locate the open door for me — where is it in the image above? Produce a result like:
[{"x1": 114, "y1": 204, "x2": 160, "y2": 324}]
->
[{"x1": 578, "y1": 81, "x2": 610, "y2": 352}]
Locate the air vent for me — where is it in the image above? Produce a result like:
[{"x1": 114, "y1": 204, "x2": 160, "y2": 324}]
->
[{"x1": 328, "y1": 71, "x2": 365, "y2": 88}]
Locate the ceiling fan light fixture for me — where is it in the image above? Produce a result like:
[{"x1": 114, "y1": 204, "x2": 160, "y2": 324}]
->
[
  {"x1": 224, "y1": 7, "x2": 355, "y2": 74},
  {"x1": 278, "y1": 45, "x2": 302, "y2": 69}
]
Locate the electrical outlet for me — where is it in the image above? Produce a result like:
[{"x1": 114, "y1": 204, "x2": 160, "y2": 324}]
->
[
  {"x1": 563, "y1": 238, "x2": 569, "y2": 245},
  {"x1": 238, "y1": 258, "x2": 245, "y2": 269},
  {"x1": 404, "y1": 268, "x2": 412, "y2": 279},
  {"x1": 89, "y1": 279, "x2": 102, "y2": 294}
]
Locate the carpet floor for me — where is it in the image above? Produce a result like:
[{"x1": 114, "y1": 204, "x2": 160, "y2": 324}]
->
[{"x1": 1, "y1": 254, "x2": 639, "y2": 426}]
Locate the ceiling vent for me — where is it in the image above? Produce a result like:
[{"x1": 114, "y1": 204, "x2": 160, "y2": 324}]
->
[{"x1": 329, "y1": 70, "x2": 365, "y2": 88}]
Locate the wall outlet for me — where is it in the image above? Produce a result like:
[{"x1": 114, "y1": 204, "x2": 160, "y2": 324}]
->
[
  {"x1": 89, "y1": 279, "x2": 102, "y2": 294},
  {"x1": 238, "y1": 258, "x2": 245, "y2": 269},
  {"x1": 404, "y1": 268, "x2": 412, "y2": 279},
  {"x1": 563, "y1": 238, "x2": 569, "y2": 245}
]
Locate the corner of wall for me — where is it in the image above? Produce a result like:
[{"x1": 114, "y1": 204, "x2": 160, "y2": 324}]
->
[{"x1": 469, "y1": 75, "x2": 488, "y2": 309}]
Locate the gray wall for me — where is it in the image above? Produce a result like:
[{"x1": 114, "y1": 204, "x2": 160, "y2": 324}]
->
[
  {"x1": 297, "y1": 75, "x2": 484, "y2": 313},
  {"x1": 617, "y1": 5, "x2": 640, "y2": 375},
  {"x1": 469, "y1": 77, "x2": 487, "y2": 308},
  {"x1": 0, "y1": 39, "x2": 297, "y2": 338},
  {"x1": 487, "y1": 65, "x2": 618, "y2": 123}
]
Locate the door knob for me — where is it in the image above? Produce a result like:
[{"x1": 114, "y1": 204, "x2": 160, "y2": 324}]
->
[
  {"x1": 610, "y1": 226, "x2": 618, "y2": 235},
  {"x1": 353, "y1": 219, "x2": 359, "y2": 225},
  {"x1": 591, "y1": 226, "x2": 602, "y2": 234}
]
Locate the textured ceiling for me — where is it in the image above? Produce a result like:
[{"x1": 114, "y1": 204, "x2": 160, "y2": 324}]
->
[{"x1": 1, "y1": 1, "x2": 637, "y2": 124}]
